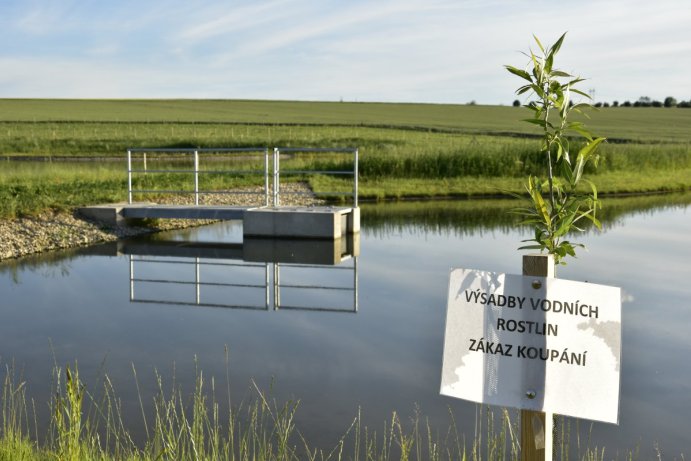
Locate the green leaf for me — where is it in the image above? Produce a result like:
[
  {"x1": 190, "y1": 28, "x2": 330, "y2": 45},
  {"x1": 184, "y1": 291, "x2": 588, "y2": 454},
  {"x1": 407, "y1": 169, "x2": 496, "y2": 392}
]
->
[
  {"x1": 554, "y1": 211, "x2": 576, "y2": 237},
  {"x1": 559, "y1": 86, "x2": 571, "y2": 118},
  {"x1": 533, "y1": 34, "x2": 546, "y2": 54},
  {"x1": 529, "y1": 179, "x2": 551, "y2": 226},
  {"x1": 531, "y1": 83, "x2": 545, "y2": 98},
  {"x1": 556, "y1": 142, "x2": 563, "y2": 161},
  {"x1": 517, "y1": 85, "x2": 532, "y2": 95},
  {"x1": 568, "y1": 125, "x2": 594, "y2": 141},
  {"x1": 519, "y1": 244, "x2": 545, "y2": 251},
  {"x1": 531, "y1": 53, "x2": 544, "y2": 80},
  {"x1": 505, "y1": 65, "x2": 533, "y2": 82},
  {"x1": 571, "y1": 88, "x2": 591, "y2": 99},
  {"x1": 591, "y1": 215, "x2": 602, "y2": 230},
  {"x1": 552, "y1": 70, "x2": 572, "y2": 78},
  {"x1": 522, "y1": 118, "x2": 548, "y2": 128},
  {"x1": 549, "y1": 32, "x2": 567, "y2": 57},
  {"x1": 545, "y1": 53, "x2": 554, "y2": 73},
  {"x1": 559, "y1": 156, "x2": 573, "y2": 182},
  {"x1": 577, "y1": 137, "x2": 606, "y2": 161},
  {"x1": 571, "y1": 102, "x2": 592, "y2": 111}
]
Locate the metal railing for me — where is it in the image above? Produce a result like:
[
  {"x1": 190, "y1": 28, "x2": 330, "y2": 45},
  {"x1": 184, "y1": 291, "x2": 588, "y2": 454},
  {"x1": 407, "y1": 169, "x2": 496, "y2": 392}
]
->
[
  {"x1": 127, "y1": 147, "x2": 359, "y2": 208},
  {"x1": 273, "y1": 147, "x2": 359, "y2": 207},
  {"x1": 127, "y1": 148, "x2": 270, "y2": 206}
]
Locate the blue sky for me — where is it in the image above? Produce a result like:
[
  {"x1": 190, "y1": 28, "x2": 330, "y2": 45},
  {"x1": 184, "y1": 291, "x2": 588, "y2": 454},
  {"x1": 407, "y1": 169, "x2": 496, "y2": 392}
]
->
[{"x1": 1, "y1": 0, "x2": 689, "y2": 105}]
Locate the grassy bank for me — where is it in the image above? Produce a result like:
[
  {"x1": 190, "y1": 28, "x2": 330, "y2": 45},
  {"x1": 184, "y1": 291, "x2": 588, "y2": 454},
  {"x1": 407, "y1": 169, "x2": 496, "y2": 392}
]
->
[
  {"x1": 0, "y1": 99, "x2": 690, "y2": 218},
  {"x1": 3, "y1": 162, "x2": 688, "y2": 220},
  {"x1": 0, "y1": 360, "x2": 635, "y2": 461}
]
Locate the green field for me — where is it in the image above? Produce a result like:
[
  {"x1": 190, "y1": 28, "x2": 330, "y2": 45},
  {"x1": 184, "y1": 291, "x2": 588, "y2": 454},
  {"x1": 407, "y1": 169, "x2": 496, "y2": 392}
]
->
[
  {"x1": 2, "y1": 98, "x2": 691, "y2": 141},
  {"x1": 1, "y1": 99, "x2": 690, "y2": 218}
]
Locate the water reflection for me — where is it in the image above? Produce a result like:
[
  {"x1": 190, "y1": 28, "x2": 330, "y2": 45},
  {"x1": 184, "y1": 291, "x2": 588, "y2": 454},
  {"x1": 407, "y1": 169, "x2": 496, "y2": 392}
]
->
[
  {"x1": 1, "y1": 193, "x2": 690, "y2": 457},
  {"x1": 360, "y1": 192, "x2": 691, "y2": 238},
  {"x1": 120, "y1": 236, "x2": 359, "y2": 313}
]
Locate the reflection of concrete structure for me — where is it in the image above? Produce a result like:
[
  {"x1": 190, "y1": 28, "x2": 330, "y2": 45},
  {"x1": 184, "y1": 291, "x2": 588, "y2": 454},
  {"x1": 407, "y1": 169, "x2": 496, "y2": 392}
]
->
[
  {"x1": 82, "y1": 204, "x2": 360, "y2": 239},
  {"x1": 118, "y1": 236, "x2": 359, "y2": 313},
  {"x1": 116, "y1": 234, "x2": 359, "y2": 265}
]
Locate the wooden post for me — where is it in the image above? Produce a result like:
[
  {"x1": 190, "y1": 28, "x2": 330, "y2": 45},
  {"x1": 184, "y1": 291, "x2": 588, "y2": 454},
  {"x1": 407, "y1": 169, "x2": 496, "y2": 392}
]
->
[{"x1": 521, "y1": 254, "x2": 555, "y2": 461}]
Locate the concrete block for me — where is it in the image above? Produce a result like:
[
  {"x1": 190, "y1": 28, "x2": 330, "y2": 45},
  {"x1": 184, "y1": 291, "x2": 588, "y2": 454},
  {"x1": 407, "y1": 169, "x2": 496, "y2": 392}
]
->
[
  {"x1": 77, "y1": 202, "x2": 132, "y2": 226},
  {"x1": 243, "y1": 206, "x2": 359, "y2": 239}
]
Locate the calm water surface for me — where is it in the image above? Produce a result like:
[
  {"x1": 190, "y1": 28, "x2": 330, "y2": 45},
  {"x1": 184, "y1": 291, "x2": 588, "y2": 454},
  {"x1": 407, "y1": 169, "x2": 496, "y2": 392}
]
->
[{"x1": 1, "y1": 195, "x2": 690, "y2": 457}]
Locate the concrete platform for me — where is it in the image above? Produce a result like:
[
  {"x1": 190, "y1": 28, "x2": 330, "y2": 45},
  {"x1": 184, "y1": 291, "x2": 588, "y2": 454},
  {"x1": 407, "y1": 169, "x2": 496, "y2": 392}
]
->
[
  {"x1": 78, "y1": 203, "x2": 360, "y2": 240},
  {"x1": 122, "y1": 204, "x2": 248, "y2": 221},
  {"x1": 243, "y1": 206, "x2": 359, "y2": 239},
  {"x1": 78, "y1": 202, "x2": 251, "y2": 226}
]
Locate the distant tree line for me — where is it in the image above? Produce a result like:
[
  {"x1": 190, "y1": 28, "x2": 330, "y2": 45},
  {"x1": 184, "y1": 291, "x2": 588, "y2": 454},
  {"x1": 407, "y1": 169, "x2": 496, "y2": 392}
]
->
[{"x1": 512, "y1": 96, "x2": 691, "y2": 108}]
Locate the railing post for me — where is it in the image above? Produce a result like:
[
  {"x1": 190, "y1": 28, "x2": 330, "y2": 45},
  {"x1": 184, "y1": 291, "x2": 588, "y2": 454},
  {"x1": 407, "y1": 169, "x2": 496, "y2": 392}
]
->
[
  {"x1": 264, "y1": 148, "x2": 270, "y2": 207},
  {"x1": 521, "y1": 254, "x2": 555, "y2": 461},
  {"x1": 265, "y1": 263, "x2": 271, "y2": 309},
  {"x1": 127, "y1": 149, "x2": 133, "y2": 204},
  {"x1": 354, "y1": 148, "x2": 359, "y2": 208},
  {"x1": 194, "y1": 149, "x2": 200, "y2": 206},
  {"x1": 273, "y1": 147, "x2": 280, "y2": 207}
]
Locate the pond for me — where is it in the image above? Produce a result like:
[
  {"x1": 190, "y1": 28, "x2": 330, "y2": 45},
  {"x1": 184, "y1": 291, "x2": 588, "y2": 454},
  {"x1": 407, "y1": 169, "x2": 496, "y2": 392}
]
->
[{"x1": 1, "y1": 193, "x2": 690, "y2": 457}]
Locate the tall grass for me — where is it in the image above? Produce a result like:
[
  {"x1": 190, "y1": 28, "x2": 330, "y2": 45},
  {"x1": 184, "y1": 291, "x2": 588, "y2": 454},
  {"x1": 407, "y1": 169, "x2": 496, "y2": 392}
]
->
[
  {"x1": 3, "y1": 122, "x2": 689, "y2": 180},
  {"x1": 0, "y1": 364, "x2": 508, "y2": 461},
  {"x1": 0, "y1": 343, "x2": 656, "y2": 461},
  {"x1": 2, "y1": 161, "x2": 689, "y2": 219},
  {"x1": 0, "y1": 160, "x2": 269, "y2": 218},
  {"x1": 0, "y1": 359, "x2": 636, "y2": 461},
  {"x1": 1, "y1": 115, "x2": 689, "y2": 217}
]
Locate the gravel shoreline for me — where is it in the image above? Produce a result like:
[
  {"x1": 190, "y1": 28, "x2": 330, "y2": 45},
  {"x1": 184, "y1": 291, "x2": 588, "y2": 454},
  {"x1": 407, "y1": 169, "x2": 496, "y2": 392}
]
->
[{"x1": 0, "y1": 183, "x2": 325, "y2": 262}]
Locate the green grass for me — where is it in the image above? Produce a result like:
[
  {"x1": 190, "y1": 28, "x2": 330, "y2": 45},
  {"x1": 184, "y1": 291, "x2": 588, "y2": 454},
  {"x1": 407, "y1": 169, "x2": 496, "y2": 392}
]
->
[
  {"x1": 0, "y1": 99, "x2": 690, "y2": 217},
  {"x1": 0, "y1": 359, "x2": 641, "y2": 461},
  {"x1": 2, "y1": 99, "x2": 691, "y2": 142}
]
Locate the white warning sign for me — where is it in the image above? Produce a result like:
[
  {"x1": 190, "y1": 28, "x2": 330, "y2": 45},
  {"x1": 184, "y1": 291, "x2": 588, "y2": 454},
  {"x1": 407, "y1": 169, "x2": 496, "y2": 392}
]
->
[{"x1": 440, "y1": 268, "x2": 621, "y2": 424}]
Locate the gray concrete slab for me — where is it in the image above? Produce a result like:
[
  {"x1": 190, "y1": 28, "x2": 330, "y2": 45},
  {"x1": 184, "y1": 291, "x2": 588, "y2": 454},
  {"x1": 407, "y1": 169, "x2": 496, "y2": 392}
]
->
[
  {"x1": 78, "y1": 203, "x2": 251, "y2": 226},
  {"x1": 243, "y1": 206, "x2": 358, "y2": 238},
  {"x1": 121, "y1": 204, "x2": 249, "y2": 221},
  {"x1": 79, "y1": 203, "x2": 360, "y2": 239}
]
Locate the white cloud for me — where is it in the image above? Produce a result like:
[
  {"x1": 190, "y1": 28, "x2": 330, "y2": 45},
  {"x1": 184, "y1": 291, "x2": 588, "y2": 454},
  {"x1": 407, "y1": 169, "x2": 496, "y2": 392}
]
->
[
  {"x1": 178, "y1": 0, "x2": 293, "y2": 42},
  {"x1": 1, "y1": 0, "x2": 690, "y2": 103}
]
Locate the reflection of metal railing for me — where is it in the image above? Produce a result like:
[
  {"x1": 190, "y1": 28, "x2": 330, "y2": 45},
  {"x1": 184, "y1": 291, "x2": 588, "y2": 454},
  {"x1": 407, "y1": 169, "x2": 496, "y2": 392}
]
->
[
  {"x1": 127, "y1": 255, "x2": 359, "y2": 313},
  {"x1": 126, "y1": 148, "x2": 270, "y2": 206},
  {"x1": 273, "y1": 260, "x2": 358, "y2": 313},
  {"x1": 129, "y1": 256, "x2": 270, "y2": 310}
]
